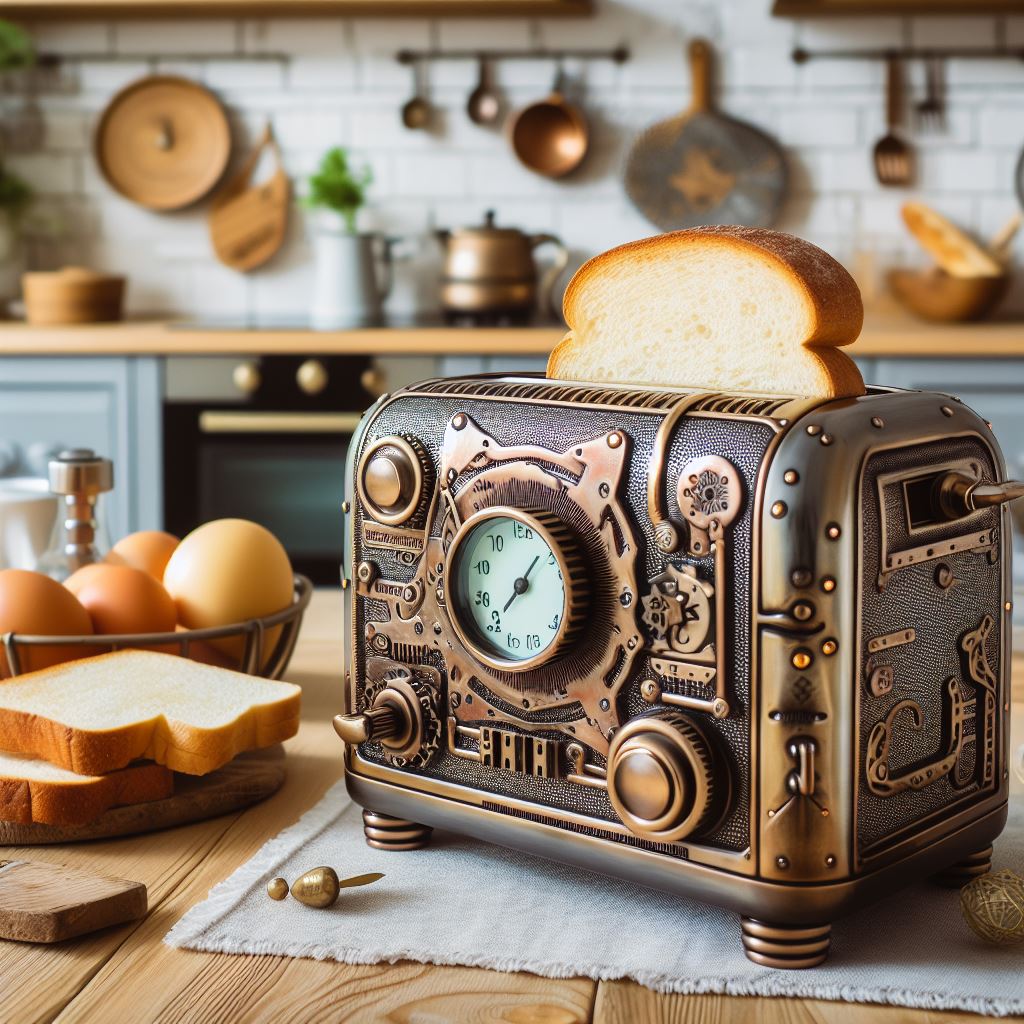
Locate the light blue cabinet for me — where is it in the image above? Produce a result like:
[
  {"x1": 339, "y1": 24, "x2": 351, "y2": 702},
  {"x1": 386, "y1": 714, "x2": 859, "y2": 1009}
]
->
[{"x1": 0, "y1": 357, "x2": 163, "y2": 541}]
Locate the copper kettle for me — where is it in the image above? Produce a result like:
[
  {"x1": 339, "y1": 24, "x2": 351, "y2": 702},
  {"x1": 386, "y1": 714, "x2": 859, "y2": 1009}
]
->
[{"x1": 437, "y1": 210, "x2": 568, "y2": 322}]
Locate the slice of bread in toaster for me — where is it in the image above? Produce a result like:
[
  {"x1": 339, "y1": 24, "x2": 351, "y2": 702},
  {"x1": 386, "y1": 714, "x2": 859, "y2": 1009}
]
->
[
  {"x1": 547, "y1": 226, "x2": 865, "y2": 399},
  {"x1": 0, "y1": 750, "x2": 173, "y2": 826},
  {"x1": 0, "y1": 650, "x2": 301, "y2": 776}
]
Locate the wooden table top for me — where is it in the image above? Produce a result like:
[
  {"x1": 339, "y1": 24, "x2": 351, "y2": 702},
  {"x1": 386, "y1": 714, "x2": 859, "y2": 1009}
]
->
[{"x1": 1, "y1": 589, "x2": 1020, "y2": 1024}]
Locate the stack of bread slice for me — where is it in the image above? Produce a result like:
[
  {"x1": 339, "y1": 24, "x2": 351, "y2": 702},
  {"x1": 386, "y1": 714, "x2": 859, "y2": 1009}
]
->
[{"x1": 0, "y1": 650, "x2": 301, "y2": 827}]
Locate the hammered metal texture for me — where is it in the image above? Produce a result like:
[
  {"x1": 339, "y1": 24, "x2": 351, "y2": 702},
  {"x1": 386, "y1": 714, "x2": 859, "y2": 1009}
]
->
[
  {"x1": 351, "y1": 394, "x2": 775, "y2": 854},
  {"x1": 857, "y1": 437, "x2": 1002, "y2": 857}
]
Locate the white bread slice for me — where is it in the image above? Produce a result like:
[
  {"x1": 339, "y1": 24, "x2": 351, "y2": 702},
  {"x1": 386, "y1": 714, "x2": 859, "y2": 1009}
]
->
[
  {"x1": 0, "y1": 650, "x2": 301, "y2": 777},
  {"x1": 548, "y1": 226, "x2": 865, "y2": 399},
  {"x1": 0, "y1": 750, "x2": 172, "y2": 826}
]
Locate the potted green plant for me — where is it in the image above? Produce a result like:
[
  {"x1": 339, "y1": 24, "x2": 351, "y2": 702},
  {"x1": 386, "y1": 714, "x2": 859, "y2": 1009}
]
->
[
  {"x1": 0, "y1": 20, "x2": 34, "y2": 311},
  {"x1": 303, "y1": 147, "x2": 391, "y2": 330}
]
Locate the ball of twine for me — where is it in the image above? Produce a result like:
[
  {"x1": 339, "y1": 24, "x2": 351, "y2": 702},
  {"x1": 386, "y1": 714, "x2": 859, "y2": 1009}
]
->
[{"x1": 960, "y1": 869, "x2": 1024, "y2": 945}]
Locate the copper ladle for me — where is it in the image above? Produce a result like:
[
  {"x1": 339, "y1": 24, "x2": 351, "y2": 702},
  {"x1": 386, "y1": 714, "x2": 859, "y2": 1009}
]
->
[{"x1": 509, "y1": 68, "x2": 588, "y2": 178}]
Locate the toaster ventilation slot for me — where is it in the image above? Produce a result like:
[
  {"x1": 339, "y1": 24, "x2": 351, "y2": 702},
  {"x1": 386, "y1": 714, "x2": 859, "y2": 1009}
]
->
[
  {"x1": 409, "y1": 378, "x2": 790, "y2": 419},
  {"x1": 687, "y1": 394, "x2": 793, "y2": 417}
]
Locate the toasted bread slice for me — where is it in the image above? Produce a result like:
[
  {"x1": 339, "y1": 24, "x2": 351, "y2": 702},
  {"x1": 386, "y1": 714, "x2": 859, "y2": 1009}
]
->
[
  {"x1": 0, "y1": 650, "x2": 301, "y2": 777},
  {"x1": 0, "y1": 750, "x2": 173, "y2": 826},
  {"x1": 547, "y1": 226, "x2": 865, "y2": 399}
]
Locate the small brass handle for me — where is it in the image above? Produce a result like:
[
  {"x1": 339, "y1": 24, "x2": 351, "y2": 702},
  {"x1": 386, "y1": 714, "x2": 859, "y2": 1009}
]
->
[
  {"x1": 935, "y1": 471, "x2": 1024, "y2": 520},
  {"x1": 785, "y1": 737, "x2": 816, "y2": 797},
  {"x1": 333, "y1": 704, "x2": 400, "y2": 745}
]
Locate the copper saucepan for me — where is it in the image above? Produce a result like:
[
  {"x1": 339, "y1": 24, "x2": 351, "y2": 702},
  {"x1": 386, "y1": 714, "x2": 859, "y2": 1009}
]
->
[{"x1": 509, "y1": 70, "x2": 588, "y2": 178}]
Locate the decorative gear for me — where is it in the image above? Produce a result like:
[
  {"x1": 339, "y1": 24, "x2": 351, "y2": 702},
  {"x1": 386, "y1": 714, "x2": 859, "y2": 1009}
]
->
[
  {"x1": 641, "y1": 564, "x2": 714, "y2": 654},
  {"x1": 677, "y1": 455, "x2": 743, "y2": 534},
  {"x1": 363, "y1": 669, "x2": 442, "y2": 770}
]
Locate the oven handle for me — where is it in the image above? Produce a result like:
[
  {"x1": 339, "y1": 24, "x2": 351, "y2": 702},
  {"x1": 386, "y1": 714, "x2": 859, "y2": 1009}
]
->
[{"x1": 198, "y1": 411, "x2": 365, "y2": 435}]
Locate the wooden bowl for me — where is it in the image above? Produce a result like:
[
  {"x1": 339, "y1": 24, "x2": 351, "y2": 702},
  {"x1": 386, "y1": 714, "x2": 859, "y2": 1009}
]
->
[
  {"x1": 888, "y1": 267, "x2": 1009, "y2": 323},
  {"x1": 22, "y1": 267, "x2": 126, "y2": 325}
]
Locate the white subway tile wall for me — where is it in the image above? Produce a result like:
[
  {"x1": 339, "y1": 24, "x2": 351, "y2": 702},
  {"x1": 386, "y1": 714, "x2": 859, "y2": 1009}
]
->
[{"x1": 5, "y1": 0, "x2": 1024, "y2": 319}]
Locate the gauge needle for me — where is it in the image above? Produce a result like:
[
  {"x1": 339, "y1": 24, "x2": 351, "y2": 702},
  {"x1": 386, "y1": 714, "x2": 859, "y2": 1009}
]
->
[{"x1": 503, "y1": 555, "x2": 540, "y2": 612}]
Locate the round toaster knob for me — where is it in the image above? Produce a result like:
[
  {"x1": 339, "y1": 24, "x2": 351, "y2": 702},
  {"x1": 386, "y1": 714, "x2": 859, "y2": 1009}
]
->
[
  {"x1": 232, "y1": 360, "x2": 261, "y2": 395},
  {"x1": 357, "y1": 434, "x2": 432, "y2": 526},
  {"x1": 297, "y1": 359, "x2": 328, "y2": 396},
  {"x1": 607, "y1": 711, "x2": 718, "y2": 843}
]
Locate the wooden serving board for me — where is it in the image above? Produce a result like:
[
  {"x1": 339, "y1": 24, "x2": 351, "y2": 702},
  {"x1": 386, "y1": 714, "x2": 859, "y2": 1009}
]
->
[
  {"x1": 0, "y1": 860, "x2": 146, "y2": 943},
  {"x1": 0, "y1": 746, "x2": 286, "y2": 846}
]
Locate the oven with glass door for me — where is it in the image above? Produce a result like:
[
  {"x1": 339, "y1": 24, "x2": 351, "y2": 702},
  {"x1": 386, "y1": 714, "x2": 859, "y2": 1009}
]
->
[{"x1": 164, "y1": 354, "x2": 381, "y2": 585}]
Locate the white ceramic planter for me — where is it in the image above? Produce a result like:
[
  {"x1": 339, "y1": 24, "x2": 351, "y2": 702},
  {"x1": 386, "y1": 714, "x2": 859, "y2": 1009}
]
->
[{"x1": 310, "y1": 225, "x2": 392, "y2": 330}]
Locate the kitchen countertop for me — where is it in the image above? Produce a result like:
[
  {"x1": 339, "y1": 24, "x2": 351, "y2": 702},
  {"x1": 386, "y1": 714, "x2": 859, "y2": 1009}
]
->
[
  {"x1": 1, "y1": 314, "x2": 1024, "y2": 357},
  {"x1": 2, "y1": 588, "x2": 1020, "y2": 1024}
]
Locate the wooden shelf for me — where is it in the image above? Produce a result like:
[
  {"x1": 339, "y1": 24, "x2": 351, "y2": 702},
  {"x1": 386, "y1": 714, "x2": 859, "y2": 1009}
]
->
[
  {"x1": 6, "y1": 0, "x2": 590, "y2": 18},
  {"x1": 773, "y1": 0, "x2": 1020, "y2": 14},
  {"x1": 1, "y1": 315, "x2": 1023, "y2": 358}
]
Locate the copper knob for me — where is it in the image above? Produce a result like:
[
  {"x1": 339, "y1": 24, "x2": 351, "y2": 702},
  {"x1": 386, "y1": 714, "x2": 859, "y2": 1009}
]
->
[
  {"x1": 607, "y1": 711, "x2": 718, "y2": 843},
  {"x1": 297, "y1": 359, "x2": 328, "y2": 396},
  {"x1": 232, "y1": 361, "x2": 261, "y2": 395},
  {"x1": 334, "y1": 672, "x2": 426, "y2": 762},
  {"x1": 356, "y1": 435, "x2": 431, "y2": 526}
]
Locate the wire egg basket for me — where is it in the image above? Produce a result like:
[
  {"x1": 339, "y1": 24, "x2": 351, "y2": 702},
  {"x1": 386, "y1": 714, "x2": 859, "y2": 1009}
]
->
[{"x1": 1, "y1": 574, "x2": 313, "y2": 680}]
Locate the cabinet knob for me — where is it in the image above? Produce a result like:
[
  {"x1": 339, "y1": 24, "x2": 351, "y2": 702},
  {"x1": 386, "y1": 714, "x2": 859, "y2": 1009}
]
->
[
  {"x1": 233, "y1": 361, "x2": 261, "y2": 395},
  {"x1": 297, "y1": 359, "x2": 328, "y2": 396},
  {"x1": 0, "y1": 440, "x2": 18, "y2": 477},
  {"x1": 360, "y1": 367, "x2": 388, "y2": 398}
]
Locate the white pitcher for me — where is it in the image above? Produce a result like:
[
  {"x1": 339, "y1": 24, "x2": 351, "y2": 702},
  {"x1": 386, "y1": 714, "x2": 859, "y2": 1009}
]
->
[{"x1": 310, "y1": 229, "x2": 393, "y2": 330}]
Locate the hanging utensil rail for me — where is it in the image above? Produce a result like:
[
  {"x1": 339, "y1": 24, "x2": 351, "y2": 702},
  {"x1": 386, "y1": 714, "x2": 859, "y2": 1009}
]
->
[
  {"x1": 792, "y1": 46, "x2": 1024, "y2": 64},
  {"x1": 396, "y1": 46, "x2": 628, "y2": 65}
]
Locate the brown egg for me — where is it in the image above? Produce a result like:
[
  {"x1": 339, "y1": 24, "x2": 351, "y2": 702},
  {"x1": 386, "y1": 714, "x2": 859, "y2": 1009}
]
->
[
  {"x1": 107, "y1": 530, "x2": 180, "y2": 580},
  {"x1": 66, "y1": 563, "x2": 177, "y2": 637},
  {"x1": 0, "y1": 569, "x2": 95, "y2": 677},
  {"x1": 163, "y1": 519, "x2": 293, "y2": 669}
]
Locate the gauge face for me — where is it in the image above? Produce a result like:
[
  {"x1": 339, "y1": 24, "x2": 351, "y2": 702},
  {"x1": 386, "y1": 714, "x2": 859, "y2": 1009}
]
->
[{"x1": 448, "y1": 510, "x2": 574, "y2": 670}]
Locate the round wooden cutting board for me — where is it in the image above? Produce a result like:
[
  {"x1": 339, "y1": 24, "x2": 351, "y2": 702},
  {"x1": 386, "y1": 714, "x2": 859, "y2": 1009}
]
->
[
  {"x1": 0, "y1": 745, "x2": 286, "y2": 845},
  {"x1": 95, "y1": 75, "x2": 232, "y2": 211}
]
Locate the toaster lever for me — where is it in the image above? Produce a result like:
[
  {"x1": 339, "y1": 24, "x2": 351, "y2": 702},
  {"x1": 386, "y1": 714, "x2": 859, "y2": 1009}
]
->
[
  {"x1": 935, "y1": 472, "x2": 1024, "y2": 521},
  {"x1": 785, "y1": 737, "x2": 817, "y2": 798},
  {"x1": 333, "y1": 705, "x2": 402, "y2": 745}
]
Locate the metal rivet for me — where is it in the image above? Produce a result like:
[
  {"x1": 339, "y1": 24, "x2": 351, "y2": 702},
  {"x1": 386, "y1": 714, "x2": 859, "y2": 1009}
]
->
[
  {"x1": 341, "y1": 501, "x2": 350, "y2": 513},
  {"x1": 783, "y1": 470, "x2": 799, "y2": 485},
  {"x1": 806, "y1": 424, "x2": 821, "y2": 436},
  {"x1": 771, "y1": 501, "x2": 787, "y2": 519},
  {"x1": 871, "y1": 416, "x2": 885, "y2": 429},
  {"x1": 793, "y1": 602, "x2": 814, "y2": 621},
  {"x1": 819, "y1": 433, "x2": 834, "y2": 446},
  {"x1": 640, "y1": 679, "x2": 661, "y2": 703},
  {"x1": 825, "y1": 855, "x2": 836, "y2": 868},
  {"x1": 452, "y1": 413, "x2": 467, "y2": 430},
  {"x1": 776, "y1": 856, "x2": 790, "y2": 870},
  {"x1": 607, "y1": 431, "x2": 623, "y2": 448},
  {"x1": 600, "y1": 698, "x2": 610, "y2": 711},
  {"x1": 792, "y1": 650, "x2": 812, "y2": 670},
  {"x1": 791, "y1": 568, "x2": 813, "y2": 588},
  {"x1": 826, "y1": 523, "x2": 841, "y2": 540},
  {"x1": 821, "y1": 639, "x2": 838, "y2": 656},
  {"x1": 1005, "y1": 601, "x2": 1013, "y2": 612},
  {"x1": 357, "y1": 561, "x2": 374, "y2": 582},
  {"x1": 941, "y1": 405, "x2": 954, "y2": 418},
  {"x1": 821, "y1": 576, "x2": 837, "y2": 593}
]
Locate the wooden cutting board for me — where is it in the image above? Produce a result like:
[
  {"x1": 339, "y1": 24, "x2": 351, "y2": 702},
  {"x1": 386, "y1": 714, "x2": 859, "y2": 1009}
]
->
[
  {"x1": 0, "y1": 860, "x2": 147, "y2": 943},
  {"x1": 624, "y1": 38, "x2": 787, "y2": 230},
  {"x1": 0, "y1": 745, "x2": 286, "y2": 846}
]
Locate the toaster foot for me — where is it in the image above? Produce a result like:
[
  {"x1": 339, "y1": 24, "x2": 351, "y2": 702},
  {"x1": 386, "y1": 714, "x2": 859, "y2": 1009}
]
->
[
  {"x1": 740, "y1": 918, "x2": 831, "y2": 969},
  {"x1": 362, "y1": 809, "x2": 432, "y2": 851},
  {"x1": 934, "y1": 845, "x2": 993, "y2": 888}
]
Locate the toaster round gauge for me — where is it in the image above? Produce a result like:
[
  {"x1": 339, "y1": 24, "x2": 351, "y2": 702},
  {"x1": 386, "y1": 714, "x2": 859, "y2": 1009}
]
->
[{"x1": 445, "y1": 507, "x2": 588, "y2": 672}]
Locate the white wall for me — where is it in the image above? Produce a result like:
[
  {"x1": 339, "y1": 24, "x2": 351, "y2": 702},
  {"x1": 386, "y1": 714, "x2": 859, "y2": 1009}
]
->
[{"x1": 5, "y1": 0, "x2": 1024, "y2": 319}]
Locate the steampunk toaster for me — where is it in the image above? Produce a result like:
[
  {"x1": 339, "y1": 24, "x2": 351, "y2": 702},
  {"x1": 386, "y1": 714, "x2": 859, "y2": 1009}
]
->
[{"x1": 335, "y1": 374, "x2": 1020, "y2": 968}]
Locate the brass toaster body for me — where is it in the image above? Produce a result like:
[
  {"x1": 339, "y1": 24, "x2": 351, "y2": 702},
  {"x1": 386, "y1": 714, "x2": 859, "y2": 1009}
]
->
[{"x1": 340, "y1": 376, "x2": 1011, "y2": 968}]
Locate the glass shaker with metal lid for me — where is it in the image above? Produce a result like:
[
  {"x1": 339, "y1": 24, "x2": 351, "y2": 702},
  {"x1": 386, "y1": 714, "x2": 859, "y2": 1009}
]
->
[{"x1": 36, "y1": 448, "x2": 114, "y2": 581}]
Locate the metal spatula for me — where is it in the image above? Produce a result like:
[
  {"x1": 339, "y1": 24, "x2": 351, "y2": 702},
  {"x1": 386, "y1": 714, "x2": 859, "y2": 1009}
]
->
[{"x1": 874, "y1": 56, "x2": 913, "y2": 187}]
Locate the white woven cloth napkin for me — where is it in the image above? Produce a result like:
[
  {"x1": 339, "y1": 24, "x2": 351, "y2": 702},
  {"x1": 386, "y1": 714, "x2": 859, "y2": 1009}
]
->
[{"x1": 166, "y1": 779, "x2": 1024, "y2": 1016}]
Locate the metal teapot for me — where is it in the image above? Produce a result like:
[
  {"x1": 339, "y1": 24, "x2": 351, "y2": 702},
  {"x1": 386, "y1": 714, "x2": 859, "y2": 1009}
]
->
[{"x1": 436, "y1": 210, "x2": 568, "y2": 322}]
